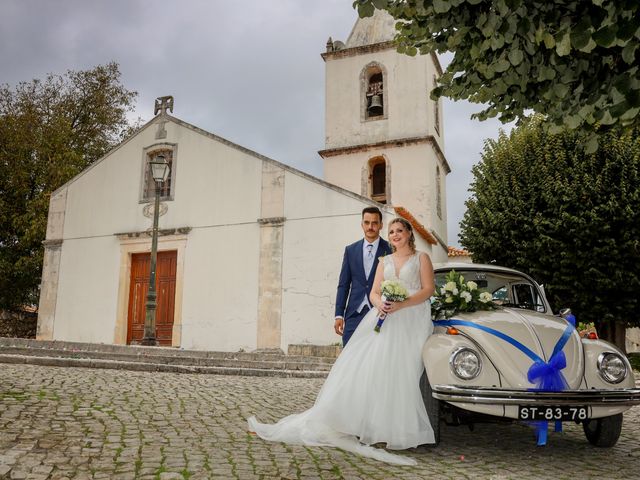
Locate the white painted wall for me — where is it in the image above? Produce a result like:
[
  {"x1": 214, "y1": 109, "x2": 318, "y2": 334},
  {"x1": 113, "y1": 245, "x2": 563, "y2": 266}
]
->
[
  {"x1": 324, "y1": 143, "x2": 448, "y2": 249},
  {"x1": 281, "y1": 171, "x2": 376, "y2": 348},
  {"x1": 46, "y1": 117, "x2": 448, "y2": 351},
  {"x1": 324, "y1": 48, "x2": 442, "y2": 150},
  {"x1": 53, "y1": 236, "x2": 121, "y2": 342},
  {"x1": 180, "y1": 224, "x2": 260, "y2": 351}
]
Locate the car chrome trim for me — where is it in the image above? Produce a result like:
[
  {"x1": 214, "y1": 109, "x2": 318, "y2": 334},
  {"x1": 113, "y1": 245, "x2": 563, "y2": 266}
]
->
[
  {"x1": 432, "y1": 385, "x2": 640, "y2": 406},
  {"x1": 450, "y1": 329, "x2": 504, "y2": 387},
  {"x1": 596, "y1": 351, "x2": 627, "y2": 384},
  {"x1": 449, "y1": 347, "x2": 482, "y2": 380}
]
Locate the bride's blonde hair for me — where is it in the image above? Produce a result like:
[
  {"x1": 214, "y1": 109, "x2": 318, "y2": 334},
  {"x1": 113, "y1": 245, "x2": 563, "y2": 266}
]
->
[{"x1": 389, "y1": 218, "x2": 416, "y2": 253}]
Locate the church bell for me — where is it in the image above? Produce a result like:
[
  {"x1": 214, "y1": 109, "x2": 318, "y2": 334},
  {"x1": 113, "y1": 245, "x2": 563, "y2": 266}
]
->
[{"x1": 368, "y1": 95, "x2": 383, "y2": 116}]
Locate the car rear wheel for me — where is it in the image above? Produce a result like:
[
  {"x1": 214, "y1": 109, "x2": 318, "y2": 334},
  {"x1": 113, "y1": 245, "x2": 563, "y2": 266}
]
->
[
  {"x1": 419, "y1": 370, "x2": 441, "y2": 446},
  {"x1": 582, "y1": 413, "x2": 623, "y2": 447}
]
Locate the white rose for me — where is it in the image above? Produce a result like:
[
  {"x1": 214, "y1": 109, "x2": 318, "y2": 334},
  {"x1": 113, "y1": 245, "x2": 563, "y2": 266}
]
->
[
  {"x1": 479, "y1": 292, "x2": 492, "y2": 303},
  {"x1": 467, "y1": 281, "x2": 478, "y2": 291},
  {"x1": 461, "y1": 291, "x2": 472, "y2": 302},
  {"x1": 440, "y1": 287, "x2": 447, "y2": 295},
  {"x1": 444, "y1": 281, "x2": 457, "y2": 292},
  {"x1": 445, "y1": 296, "x2": 454, "y2": 303}
]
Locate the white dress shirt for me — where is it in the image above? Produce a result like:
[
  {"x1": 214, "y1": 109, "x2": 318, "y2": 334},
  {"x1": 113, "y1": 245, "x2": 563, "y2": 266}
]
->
[{"x1": 357, "y1": 237, "x2": 380, "y2": 313}]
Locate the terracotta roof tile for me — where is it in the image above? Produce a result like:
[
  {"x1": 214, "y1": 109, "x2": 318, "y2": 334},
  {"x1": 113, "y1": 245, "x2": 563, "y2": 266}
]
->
[{"x1": 447, "y1": 246, "x2": 471, "y2": 257}]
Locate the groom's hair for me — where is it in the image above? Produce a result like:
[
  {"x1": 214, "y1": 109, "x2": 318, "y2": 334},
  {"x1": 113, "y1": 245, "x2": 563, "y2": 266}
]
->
[{"x1": 362, "y1": 206, "x2": 383, "y2": 222}]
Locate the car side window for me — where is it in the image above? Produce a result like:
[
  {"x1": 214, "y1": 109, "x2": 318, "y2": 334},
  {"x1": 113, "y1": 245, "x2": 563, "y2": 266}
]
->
[
  {"x1": 492, "y1": 286, "x2": 508, "y2": 304},
  {"x1": 513, "y1": 283, "x2": 544, "y2": 311}
]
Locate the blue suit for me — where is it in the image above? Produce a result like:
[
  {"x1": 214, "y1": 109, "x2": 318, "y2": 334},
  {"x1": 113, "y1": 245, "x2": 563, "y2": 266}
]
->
[{"x1": 335, "y1": 238, "x2": 392, "y2": 345}]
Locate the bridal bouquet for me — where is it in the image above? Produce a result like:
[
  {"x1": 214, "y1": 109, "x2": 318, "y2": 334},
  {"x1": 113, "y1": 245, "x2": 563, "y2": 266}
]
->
[
  {"x1": 431, "y1": 269, "x2": 496, "y2": 320},
  {"x1": 374, "y1": 280, "x2": 409, "y2": 332}
]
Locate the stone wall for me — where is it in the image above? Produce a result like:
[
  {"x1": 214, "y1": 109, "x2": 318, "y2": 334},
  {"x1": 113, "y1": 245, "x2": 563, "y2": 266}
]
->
[
  {"x1": 0, "y1": 310, "x2": 37, "y2": 338},
  {"x1": 627, "y1": 327, "x2": 640, "y2": 353}
]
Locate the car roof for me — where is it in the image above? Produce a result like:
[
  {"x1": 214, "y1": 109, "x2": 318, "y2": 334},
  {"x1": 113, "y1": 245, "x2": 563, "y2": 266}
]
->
[{"x1": 433, "y1": 262, "x2": 528, "y2": 276}]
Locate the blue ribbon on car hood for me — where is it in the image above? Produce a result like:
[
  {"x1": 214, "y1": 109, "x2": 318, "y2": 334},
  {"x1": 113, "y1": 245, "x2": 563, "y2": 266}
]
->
[{"x1": 433, "y1": 318, "x2": 575, "y2": 445}]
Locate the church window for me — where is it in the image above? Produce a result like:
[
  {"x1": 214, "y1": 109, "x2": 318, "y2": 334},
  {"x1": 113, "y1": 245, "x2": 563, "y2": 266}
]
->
[
  {"x1": 141, "y1": 146, "x2": 176, "y2": 202},
  {"x1": 436, "y1": 165, "x2": 442, "y2": 219},
  {"x1": 433, "y1": 75, "x2": 441, "y2": 134},
  {"x1": 369, "y1": 157, "x2": 387, "y2": 204},
  {"x1": 365, "y1": 66, "x2": 384, "y2": 119}
]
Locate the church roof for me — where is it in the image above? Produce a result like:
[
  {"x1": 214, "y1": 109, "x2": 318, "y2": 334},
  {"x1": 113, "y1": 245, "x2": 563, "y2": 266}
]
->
[{"x1": 346, "y1": 9, "x2": 396, "y2": 48}]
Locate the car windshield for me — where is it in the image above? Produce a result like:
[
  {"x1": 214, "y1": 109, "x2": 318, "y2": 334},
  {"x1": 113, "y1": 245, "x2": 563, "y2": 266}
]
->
[{"x1": 434, "y1": 269, "x2": 547, "y2": 313}]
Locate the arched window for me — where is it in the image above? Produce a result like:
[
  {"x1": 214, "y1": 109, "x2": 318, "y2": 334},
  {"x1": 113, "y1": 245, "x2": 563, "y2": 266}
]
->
[
  {"x1": 369, "y1": 157, "x2": 387, "y2": 204},
  {"x1": 365, "y1": 66, "x2": 384, "y2": 119},
  {"x1": 141, "y1": 144, "x2": 177, "y2": 202}
]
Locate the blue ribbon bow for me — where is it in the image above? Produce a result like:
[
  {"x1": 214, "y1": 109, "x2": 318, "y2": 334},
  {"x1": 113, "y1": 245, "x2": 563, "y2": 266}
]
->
[
  {"x1": 527, "y1": 351, "x2": 569, "y2": 391},
  {"x1": 433, "y1": 318, "x2": 575, "y2": 445}
]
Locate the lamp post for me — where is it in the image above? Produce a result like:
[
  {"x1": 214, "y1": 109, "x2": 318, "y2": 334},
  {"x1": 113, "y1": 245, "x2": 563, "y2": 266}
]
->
[{"x1": 141, "y1": 154, "x2": 170, "y2": 346}]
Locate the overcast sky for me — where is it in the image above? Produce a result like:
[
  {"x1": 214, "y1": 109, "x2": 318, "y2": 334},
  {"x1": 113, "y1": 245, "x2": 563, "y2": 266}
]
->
[{"x1": 0, "y1": 0, "x2": 512, "y2": 247}]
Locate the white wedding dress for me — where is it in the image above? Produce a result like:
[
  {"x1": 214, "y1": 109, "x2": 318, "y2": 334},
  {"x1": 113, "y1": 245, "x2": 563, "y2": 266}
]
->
[{"x1": 248, "y1": 252, "x2": 434, "y2": 465}]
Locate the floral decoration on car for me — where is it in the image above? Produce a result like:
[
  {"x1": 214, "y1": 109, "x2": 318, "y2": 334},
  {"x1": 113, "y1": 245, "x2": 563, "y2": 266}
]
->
[{"x1": 431, "y1": 269, "x2": 497, "y2": 320}]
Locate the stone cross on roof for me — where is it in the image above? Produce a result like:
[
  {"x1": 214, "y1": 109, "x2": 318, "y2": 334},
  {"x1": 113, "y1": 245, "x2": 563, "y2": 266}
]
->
[{"x1": 154, "y1": 96, "x2": 174, "y2": 116}]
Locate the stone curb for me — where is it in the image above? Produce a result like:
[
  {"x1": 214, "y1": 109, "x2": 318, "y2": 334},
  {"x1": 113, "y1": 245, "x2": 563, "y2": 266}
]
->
[
  {"x1": 0, "y1": 337, "x2": 335, "y2": 363},
  {"x1": 0, "y1": 345, "x2": 333, "y2": 372},
  {"x1": 0, "y1": 353, "x2": 330, "y2": 378}
]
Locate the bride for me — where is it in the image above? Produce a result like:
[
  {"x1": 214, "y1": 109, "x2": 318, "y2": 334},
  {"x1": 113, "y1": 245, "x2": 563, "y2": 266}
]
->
[{"x1": 248, "y1": 217, "x2": 435, "y2": 465}]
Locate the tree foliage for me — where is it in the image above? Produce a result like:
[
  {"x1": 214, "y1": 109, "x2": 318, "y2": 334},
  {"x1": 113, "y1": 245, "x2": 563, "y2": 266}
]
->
[
  {"x1": 354, "y1": 0, "x2": 640, "y2": 152},
  {"x1": 459, "y1": 117, "x2": 640, "y2": 347},
  {"x1": 0, "y1": 62, "x2": 138, "y2": 310}
]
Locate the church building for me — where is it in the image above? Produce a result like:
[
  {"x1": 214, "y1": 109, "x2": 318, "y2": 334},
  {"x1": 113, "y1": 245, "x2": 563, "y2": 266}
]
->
[{"x1": 36, "y1": 10, "x2": 450, "y2": 352}]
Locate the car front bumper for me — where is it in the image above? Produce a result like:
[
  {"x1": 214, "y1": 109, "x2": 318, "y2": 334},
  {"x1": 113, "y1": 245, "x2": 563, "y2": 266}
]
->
[{"x1": 432, "y1": 385, "x2": 640, "y2": 406}]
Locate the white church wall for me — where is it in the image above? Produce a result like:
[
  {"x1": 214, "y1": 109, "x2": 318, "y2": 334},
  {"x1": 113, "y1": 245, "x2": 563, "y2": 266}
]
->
[
  {"x1": 179, "y1": 223, "x2": 260, "y2": 352},
  {"x1": 280, "y1": 171, "x2": 380, "y2": 348},
  {"x1": 165, "y1": 123, "x2": 263, "y2": 227},
  {"x1": 324, "y1": 143, "x2": 446, "y2": 247},
  {"x1": 49, "y1": 119, "x2": 266, "y2": 348},
  {"x1": 53, "y1": 236, "x2": 121, "y2": 343},
  {"x1": 325, "y1": 49, "x2": 439, "y2": 150},
  {"x1": 61, "y1": 122, "x2": 263, "y2": 243}
]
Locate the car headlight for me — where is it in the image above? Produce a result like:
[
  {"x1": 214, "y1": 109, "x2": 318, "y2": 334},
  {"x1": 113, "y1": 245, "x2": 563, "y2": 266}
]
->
[
  {"x1": 450, "y1": 348, "x2": 482, "y2": 380},
  {"x1": 597, "y1": 352, "x2": 627, "y2": 384}
]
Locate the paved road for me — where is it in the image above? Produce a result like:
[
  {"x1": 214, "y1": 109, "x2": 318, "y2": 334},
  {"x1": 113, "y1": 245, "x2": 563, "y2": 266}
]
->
[{"x1": 1, "y1": 364, "x2": 639, "y2": 480}]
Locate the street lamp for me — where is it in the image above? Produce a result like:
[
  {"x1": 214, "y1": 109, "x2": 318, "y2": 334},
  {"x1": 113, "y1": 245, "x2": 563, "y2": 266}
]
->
[{"x1": 141, "y1": 154, "x2": 170, "y2": 346}]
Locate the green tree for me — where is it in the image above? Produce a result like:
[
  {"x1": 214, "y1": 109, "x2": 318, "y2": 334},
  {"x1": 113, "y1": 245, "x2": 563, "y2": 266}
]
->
[
  {"x1": 0, "y1": 62, "x2": 138, "y2": 311},
  {"x1": 460, "y1": 117, "x2": 640, "y2": 350},
  {"x1": 354, "y1": 0, "x2": 640, "y2": 152}
]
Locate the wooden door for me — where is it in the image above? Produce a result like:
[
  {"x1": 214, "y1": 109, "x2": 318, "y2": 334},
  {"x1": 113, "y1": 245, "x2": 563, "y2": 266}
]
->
[{"x1": 127, "y1": 250, "x2": 177, "y2": 346}]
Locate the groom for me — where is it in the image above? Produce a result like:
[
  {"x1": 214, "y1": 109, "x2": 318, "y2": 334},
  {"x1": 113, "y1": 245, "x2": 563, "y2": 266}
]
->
[{"x1": 335, "y1": 207, "x2": 392, "y2": 346}]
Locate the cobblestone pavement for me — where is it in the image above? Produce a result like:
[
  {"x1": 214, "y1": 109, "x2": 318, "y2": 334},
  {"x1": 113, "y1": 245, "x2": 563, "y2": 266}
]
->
[{"x1": 1, "y1": 365, "x2": 639, "y2": 480}]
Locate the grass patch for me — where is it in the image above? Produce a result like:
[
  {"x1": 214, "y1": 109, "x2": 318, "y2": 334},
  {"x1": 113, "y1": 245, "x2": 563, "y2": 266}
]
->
[
  {"x1": 154, "y1": 465, "x2": 167, "y2": 480},
  {"x1": 1, "y1": 391, "x2": 28, "y2": 402}
]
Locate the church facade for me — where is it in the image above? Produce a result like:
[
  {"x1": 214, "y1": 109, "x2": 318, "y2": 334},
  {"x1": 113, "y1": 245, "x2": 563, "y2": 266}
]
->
[{"x1": 36, "y1": 11, "x2": 450, "y2": 352}]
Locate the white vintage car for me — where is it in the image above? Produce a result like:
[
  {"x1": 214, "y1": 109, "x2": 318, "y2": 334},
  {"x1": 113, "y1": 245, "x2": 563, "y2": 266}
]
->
[{"x1": 422, "y1": 262, "x2": 640, "y2": 447}]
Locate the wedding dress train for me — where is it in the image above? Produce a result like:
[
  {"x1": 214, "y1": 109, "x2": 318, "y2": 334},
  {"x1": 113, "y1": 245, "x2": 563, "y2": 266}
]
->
[{"x1": 248, "y1": 253, "x2": 434, "y2": 465}]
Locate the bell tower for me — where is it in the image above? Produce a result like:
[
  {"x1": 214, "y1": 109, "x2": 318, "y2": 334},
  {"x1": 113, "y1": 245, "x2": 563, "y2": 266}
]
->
[{"x1": 320, "y1": 9, "x2": 450, "y2": 254}]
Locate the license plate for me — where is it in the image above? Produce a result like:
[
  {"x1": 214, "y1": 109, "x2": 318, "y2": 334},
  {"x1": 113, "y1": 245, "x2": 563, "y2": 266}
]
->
[{"x1": 518, "y1": 405, "x2": 588, "y2": 421}]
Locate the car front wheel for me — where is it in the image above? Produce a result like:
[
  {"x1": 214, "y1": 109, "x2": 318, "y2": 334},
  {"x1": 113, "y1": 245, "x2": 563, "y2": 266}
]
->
[
  {"x1": 582, "y1": 413, "x2": 623, "y2": 447},
  {"x1": 419, "y1": 370, "x2": 441, "y2": 446}
]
